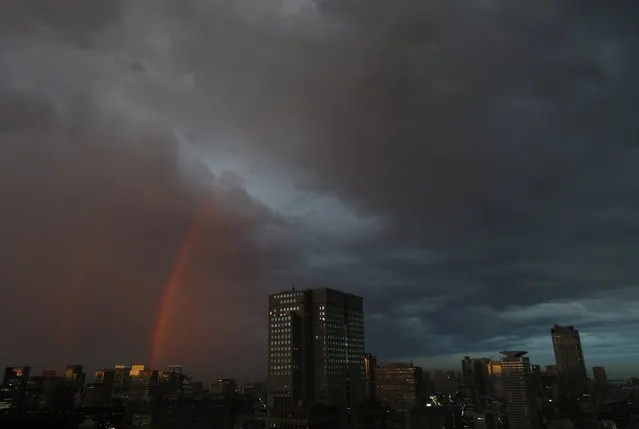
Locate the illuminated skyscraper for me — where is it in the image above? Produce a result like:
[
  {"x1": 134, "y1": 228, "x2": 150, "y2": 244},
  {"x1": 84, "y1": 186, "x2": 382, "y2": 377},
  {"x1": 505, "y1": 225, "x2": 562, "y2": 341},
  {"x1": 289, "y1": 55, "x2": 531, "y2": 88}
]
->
[
  {"x1": 267, "y1": 287, "x2": 365, "y2": 429},
  {"x1": 500, "y1": 351, "x2": 538, "y2": 429},
  {"x1": 551, "y1": 325, "x2": 588, "y2": 398}
]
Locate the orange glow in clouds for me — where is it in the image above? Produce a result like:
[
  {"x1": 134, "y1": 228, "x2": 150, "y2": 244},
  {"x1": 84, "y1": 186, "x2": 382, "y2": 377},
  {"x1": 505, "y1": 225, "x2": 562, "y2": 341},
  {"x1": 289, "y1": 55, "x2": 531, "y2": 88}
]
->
[{"x1": 150, "y1": 202, "x2": 211, "y2": 370}]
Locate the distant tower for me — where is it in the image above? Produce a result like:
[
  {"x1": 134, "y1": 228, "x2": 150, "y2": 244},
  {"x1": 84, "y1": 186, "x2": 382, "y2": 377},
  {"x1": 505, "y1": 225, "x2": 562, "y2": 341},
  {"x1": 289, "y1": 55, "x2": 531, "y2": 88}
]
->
[
  {"x1": 551, "y1": 325, "x2": 588, "y2": 398},
  {"x1": 500, "y1": 351, "x2": 538, "y2": 429},
  {"x1": 592, "y1": 366, "x2": 609, "y2": 403},
  {"x1": 364, "y1": 353, "x2": 377, "y2": 402}
]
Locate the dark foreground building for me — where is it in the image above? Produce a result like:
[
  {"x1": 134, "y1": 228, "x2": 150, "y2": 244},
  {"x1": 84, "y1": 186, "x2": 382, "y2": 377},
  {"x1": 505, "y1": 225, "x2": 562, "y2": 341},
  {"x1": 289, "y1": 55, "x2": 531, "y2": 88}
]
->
[
  {"x1": 119, "y1": 393, "x2": 235, "y2": 429},
  {"x1": 267, "y1": 287, "x2": 366, "y2": 429},
  {"x1": 0, "y1": 407, "x2": 124, "y2": 429}
]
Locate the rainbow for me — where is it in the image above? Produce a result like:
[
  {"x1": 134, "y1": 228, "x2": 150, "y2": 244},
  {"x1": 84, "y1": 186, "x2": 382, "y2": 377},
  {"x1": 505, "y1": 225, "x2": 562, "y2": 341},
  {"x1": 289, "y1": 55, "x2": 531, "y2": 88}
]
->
[{"x1": 150, "y1": 203, "x2": 210, "y2": 370}]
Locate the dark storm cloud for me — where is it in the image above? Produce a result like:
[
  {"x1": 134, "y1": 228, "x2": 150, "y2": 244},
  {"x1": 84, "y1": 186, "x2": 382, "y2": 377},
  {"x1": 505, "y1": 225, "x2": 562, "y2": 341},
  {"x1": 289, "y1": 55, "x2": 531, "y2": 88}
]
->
[{"x1": 1, "y1": 0, "x2": 638, "y2": 377}]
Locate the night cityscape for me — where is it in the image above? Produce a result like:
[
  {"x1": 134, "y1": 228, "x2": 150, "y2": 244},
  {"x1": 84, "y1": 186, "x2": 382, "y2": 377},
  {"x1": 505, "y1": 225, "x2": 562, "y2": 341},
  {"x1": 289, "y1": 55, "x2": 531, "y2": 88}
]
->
[{"x1": 2, "y1": 0, "x2": 639, "y2": 429}]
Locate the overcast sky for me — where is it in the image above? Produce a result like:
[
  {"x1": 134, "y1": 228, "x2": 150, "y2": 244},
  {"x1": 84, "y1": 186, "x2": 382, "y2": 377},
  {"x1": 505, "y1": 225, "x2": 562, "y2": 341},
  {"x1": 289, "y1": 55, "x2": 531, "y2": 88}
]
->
[{"x1": 1, "y1": 0, "x2": 638, "y2": 381}]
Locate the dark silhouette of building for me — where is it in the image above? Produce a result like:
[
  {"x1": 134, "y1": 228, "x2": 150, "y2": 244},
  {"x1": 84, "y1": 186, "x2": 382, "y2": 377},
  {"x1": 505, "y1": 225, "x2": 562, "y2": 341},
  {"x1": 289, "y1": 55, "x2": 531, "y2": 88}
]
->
[
  {"x1": 375, "y1": 362, "x2": 424, "y2": 411},
  {"x1": 211, "y1": 378, "x2": 237, "y2": 396},
  {"x1": 1, "y1": 366, "x2": 31, "y2": 408},
  {"x1": 500, "y1": 351, "x2": 538, "y2": 429},
  {"x1": 267, "y1": 287, "x2": 366, "y2": 429},
  {"x1": 85, "y1": 368, "x2": 116, "y2": 407},
  {"x1": 551, "y1": 325, "x2": 588, "y2": 400},
  {"x1": 364, "y1": 353, "x2": 377, "y2": 402},
  {"x1": 149, "y1": 393, "x2": 235, "y2": 429},
  {"x1": 461, "y1": 357, "x2": 491, "y2": 412},
  {"x1": 63, "y1": 364, "x2": 85, "y2": 406},
  {"x1": 130, "y1": 369, "x2": 159, "y2": 401},
  {"x1": 42, "y1": 369, "x2": 57, "y2": 378},
  {"x1": 432, "y1": 370, "x2": 458, "y2": 397},
  {"x1": 113, "y1": 365, "x2": 132, "y2": 399},
  {"x1": 592, "y1": 366, "x2": 608, "y2": 404},
  {"x1": 64, "y1": 365, "x2": 83, "y2": 382},
  {"x1": 0, "y1": 410, "x2": 83, "y2": 429},
  {"x1": 406, "y1": 405, "x2": 463, "y2": 429}
]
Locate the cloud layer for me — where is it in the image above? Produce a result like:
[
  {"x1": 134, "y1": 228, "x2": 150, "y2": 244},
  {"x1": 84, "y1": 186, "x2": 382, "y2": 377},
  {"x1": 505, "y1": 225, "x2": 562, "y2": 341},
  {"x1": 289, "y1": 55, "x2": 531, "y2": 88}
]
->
[{"x1": 1, "y1": 0, "x2": 638, "y2": 379}]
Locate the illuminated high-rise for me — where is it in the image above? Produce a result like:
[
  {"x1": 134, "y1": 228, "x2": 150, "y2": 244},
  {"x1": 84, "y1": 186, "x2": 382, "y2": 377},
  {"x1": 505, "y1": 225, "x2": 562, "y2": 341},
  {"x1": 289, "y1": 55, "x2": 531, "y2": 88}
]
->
[
  {"x1": 551, "y1": 325, "x2": 588, "y2": 398},
  {"x1": 267, "y1": 287, "x2": 365, "y2": 429}
]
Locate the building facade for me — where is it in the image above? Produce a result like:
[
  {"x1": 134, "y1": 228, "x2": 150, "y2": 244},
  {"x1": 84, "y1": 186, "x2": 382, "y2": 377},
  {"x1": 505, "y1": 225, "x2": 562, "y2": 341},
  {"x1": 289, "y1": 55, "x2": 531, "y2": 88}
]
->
[
  {"x1": 500, "y1": 351, "x2": 538, "y2": 429},
  {"x1": 551, "y1": 325, "x2": 588, "y2": 398},
  {"x1": 375, "y1": 362, "x2": 423, "y2": 411},
  {"x1": 267, "y1": 287, "x2": 366, "y2": 429}
]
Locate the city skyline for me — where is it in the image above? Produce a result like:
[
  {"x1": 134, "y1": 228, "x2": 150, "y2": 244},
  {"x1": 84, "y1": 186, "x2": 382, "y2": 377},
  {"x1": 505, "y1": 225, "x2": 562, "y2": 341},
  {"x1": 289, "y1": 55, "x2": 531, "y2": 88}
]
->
[
  {"x1": 1, "y1": 0, "x2": 639, "y2": 382},
  {"x1": 2, "y1": 295, "x2": 637, "y2": 381}
]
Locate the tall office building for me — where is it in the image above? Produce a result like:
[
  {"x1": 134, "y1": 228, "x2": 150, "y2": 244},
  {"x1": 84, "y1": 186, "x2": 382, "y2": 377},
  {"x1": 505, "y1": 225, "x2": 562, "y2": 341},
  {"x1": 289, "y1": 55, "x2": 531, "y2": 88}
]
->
[
  {"x1": 551, "y1": 325, "x2": 588, "y2": 398},
  {"x1": 461, "y1": 357, "x2": 491, "y2": 411},
  {"x1": 375, "y1": 362, "x2": 423, "y2": 411},
  {"x1": 267, "y1": 287, "x2": 365, "y2": 429},
  {"x1": 500, "y1": 351, "x2": 538, "y2": 429}
]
